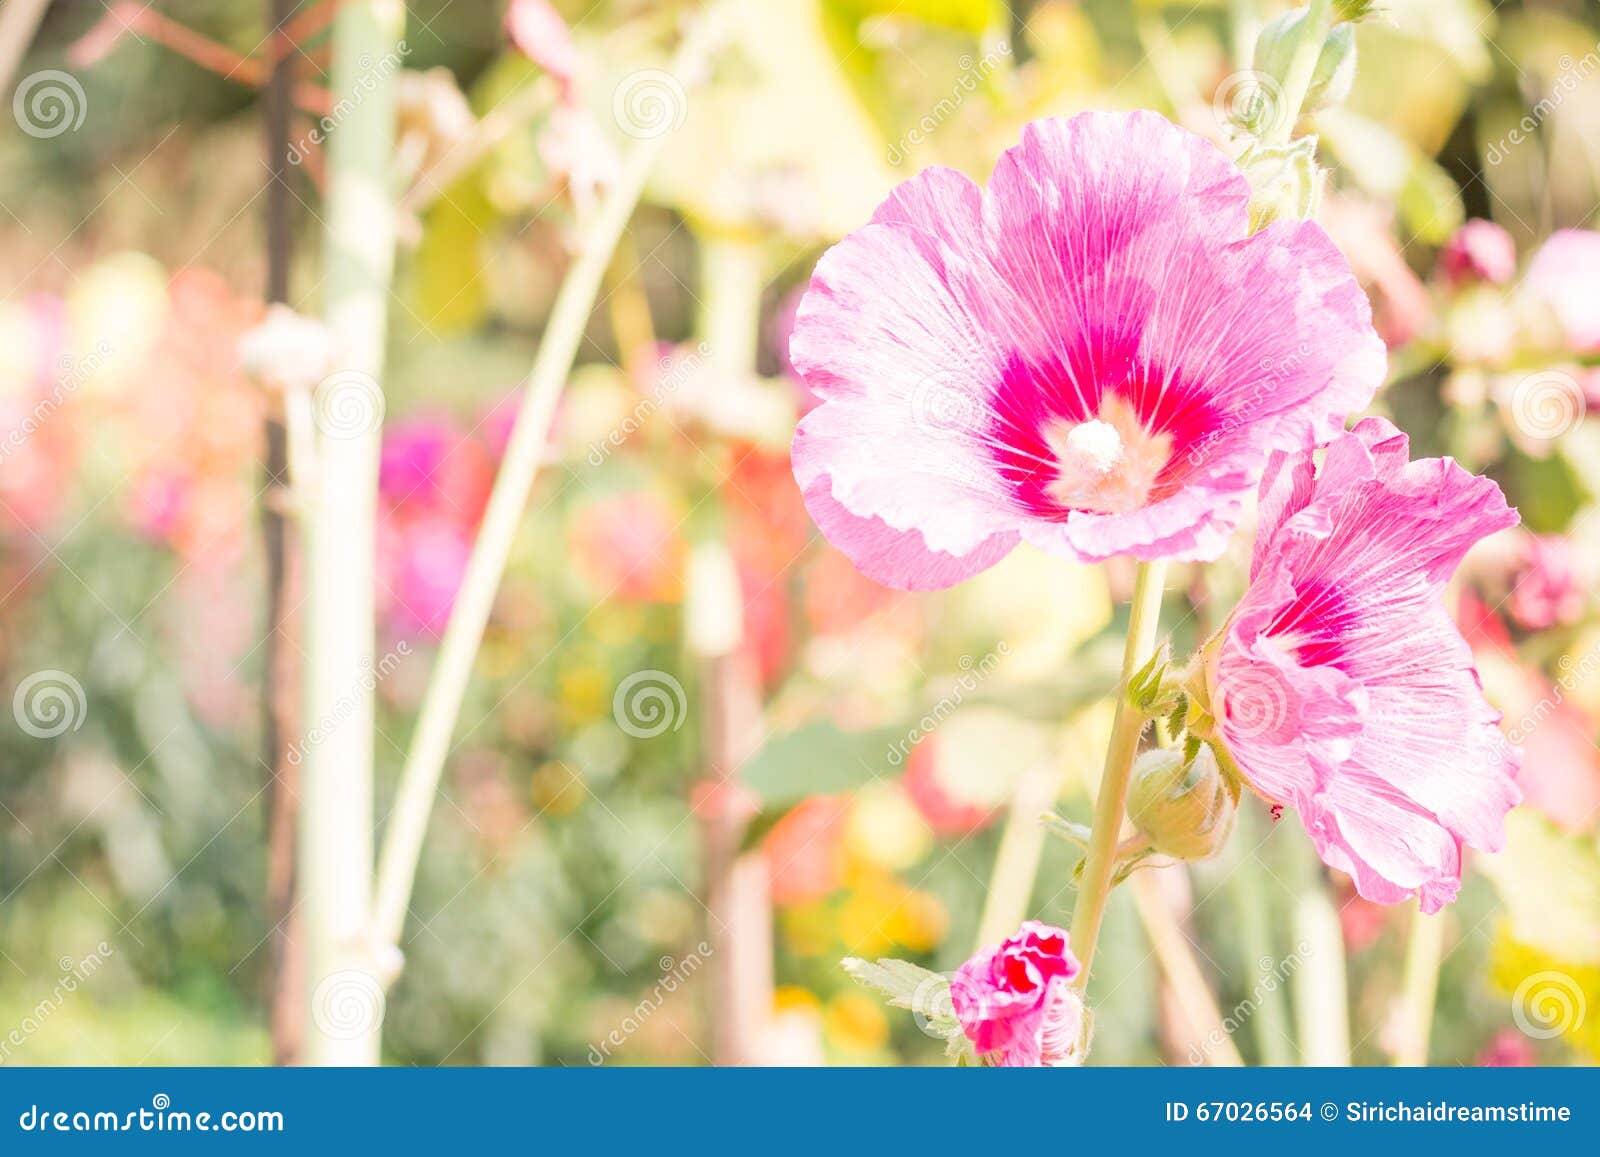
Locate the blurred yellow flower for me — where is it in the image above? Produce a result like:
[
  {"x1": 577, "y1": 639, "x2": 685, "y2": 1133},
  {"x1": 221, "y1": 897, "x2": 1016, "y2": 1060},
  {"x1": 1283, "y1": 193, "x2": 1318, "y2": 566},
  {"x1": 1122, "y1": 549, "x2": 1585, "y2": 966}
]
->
[
  {"x1": 845, "y1": 782, "x2": 932, "y2": 871},
  {"x1": 823, "y1": 991, "x2": 889, "y2": 1056}
]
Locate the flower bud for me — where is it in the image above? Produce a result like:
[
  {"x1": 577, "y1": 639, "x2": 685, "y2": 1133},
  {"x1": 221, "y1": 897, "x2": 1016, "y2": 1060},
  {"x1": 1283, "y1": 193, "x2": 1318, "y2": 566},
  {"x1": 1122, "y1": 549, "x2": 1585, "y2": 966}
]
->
[{"x1": 1127, "y1": 744, "x2": 1238, "y2": 862}]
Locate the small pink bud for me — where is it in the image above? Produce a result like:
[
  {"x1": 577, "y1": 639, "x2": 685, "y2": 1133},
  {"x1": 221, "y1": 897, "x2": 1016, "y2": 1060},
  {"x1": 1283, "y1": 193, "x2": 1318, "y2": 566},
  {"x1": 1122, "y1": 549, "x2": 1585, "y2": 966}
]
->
[{"x1": 1437, "y1": 219, "x2": 1516, "y2": 287}]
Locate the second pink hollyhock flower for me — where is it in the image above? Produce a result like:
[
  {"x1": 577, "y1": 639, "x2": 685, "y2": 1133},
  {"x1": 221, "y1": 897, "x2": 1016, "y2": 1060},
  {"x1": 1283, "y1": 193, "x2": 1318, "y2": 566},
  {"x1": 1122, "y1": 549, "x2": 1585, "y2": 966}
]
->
[
  {"x1": 790, "y1": 110, "x2": 1384, "y2": 589},
  {"x1": 950, "y1": 921, "x2": 1083, "y2": 1066},
  {"x1": 1208, "y1": 418, "x2": 1521, "y2": 913}
]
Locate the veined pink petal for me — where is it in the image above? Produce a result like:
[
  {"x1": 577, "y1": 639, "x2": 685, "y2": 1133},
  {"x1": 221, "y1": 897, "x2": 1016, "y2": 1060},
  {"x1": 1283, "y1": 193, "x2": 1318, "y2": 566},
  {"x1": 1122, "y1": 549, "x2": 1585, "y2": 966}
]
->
[
  {"x1": 790, "y1": 111, "x2": 1384, "y2": 589},
  {"x1": 1213, "y1": 418, "x2": 1521, "y2": 910}
]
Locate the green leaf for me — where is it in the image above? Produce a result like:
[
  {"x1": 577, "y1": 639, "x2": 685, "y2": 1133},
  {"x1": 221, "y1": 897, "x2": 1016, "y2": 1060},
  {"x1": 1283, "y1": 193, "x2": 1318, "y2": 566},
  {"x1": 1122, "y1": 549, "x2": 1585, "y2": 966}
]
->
[
  {"x1": 740, "y1": 721, "x2": 903, "y2": 806},
  {"x1": 842, "y1": 956, "x2": 966, "y2": 1046},
  {"x1": 1040, "y1": 811, "x2": 1092, "y2": 849},
  {"x1": 1126, "y1": 642, "x2": 1171, "y2": 713}
]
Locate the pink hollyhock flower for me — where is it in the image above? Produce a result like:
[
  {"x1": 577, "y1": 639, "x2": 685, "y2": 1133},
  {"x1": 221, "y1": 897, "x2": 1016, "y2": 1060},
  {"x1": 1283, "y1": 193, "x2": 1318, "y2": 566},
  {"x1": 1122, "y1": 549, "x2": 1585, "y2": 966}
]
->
[
  {"x1": 1508, "y1": 533, "x2": 1584, "y2": 631},
  {"x1": 1525, "y1": 229, "x2": 1600, "y2": 352},
  {"x1": 1437, "y1": 219, "x2": 1516, "y2": 287},
  {"x1": 790, "y1": 111, "x2": 1384, "y2": 589},
  {"x1": 951, "y1": 921, "x2": 1083, "y2": 1066},
  {"x1": 1208, "y1": 418, "x2": 1521, "y2": 913}
]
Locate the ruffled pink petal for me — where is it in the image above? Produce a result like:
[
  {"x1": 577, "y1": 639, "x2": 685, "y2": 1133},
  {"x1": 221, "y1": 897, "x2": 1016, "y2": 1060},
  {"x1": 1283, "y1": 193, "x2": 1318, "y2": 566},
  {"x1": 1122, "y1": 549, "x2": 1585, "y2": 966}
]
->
[
  {"x1": 798, "y1": 474, "x2": 1017, "y2": 590},
  {"x1": 790, "y1": 111, "x2": 1385, "y2": 587},
  {"x1": 1217, "y1": 419, "x2": 1520, "y2": 910}
]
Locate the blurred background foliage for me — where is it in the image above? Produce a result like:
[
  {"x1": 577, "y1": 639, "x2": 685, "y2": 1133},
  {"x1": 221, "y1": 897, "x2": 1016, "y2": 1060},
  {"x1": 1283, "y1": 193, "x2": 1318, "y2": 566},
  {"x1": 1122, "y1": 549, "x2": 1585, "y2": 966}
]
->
[{"x1": 1, "y1": 0, "x2": 1598, "y2": 1066}]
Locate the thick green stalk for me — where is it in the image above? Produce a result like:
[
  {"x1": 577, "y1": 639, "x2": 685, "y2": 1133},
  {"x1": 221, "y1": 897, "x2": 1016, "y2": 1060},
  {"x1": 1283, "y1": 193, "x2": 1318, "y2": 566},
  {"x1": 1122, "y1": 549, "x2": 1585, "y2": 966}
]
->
[
  {"x1": 372, "y1": 13, "x2": 726, "y2": 956},
  {"x1": 1228, "y1": 804, "x2": 1296, "y2": 1065},
  {"x1": 1069, "y1": 560, "x2": 1166, "y2": 991},
  {"x1": 1392, "y1": 903, "x2": 1446, "y2": 1065},
  {"x1": 301, "y1": 0, "x2": 403, "y2": 1067},
  {"x1": 1289, "y1": 838, "x2": 1350, "y2": 1065}
]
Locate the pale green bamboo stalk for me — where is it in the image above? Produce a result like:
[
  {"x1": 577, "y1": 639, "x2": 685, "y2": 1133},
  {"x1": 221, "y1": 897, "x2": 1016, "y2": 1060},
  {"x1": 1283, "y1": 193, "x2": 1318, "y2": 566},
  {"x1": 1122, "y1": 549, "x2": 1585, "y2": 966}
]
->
[
  {"x1": 301, "y1": 0, "x2": 404, "y2": 1067},
  {"x1": 1392, "y1": 903, "x2": 1446, "y2": 1066},
  {"x1": 691, "y1": 232, "x2": 769, "y2": 1064},
  {"x1": 974, "y1": 764, "x2": 1062, "y2": 950},
  {"x1": 371, "y1": 11, "x2": 727, "y2": 956},
  {"x1": 1129, "y1": 871, "x2": 1243, "y2": 1066},
  {"x1": 1228, "y1": 804, "x2": 1296, "y2": 1065},
  {"x1": 0, "y1": 0, "x2": 51, "y2": 96},
  {"x1": 1069, "y1": 560, "x2": 1166, "y2": 992},
  {"x1": 1289, "y1": 842, "x2": 1351, "y2": 1065}
]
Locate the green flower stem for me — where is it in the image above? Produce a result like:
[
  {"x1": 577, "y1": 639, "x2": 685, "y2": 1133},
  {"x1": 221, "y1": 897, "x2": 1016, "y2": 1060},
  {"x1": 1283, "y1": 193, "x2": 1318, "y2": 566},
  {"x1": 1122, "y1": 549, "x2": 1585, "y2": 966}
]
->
[
  {"x1": 1267, "y1": 0, "x2": 1332, "y2": 146},
  {"x1": 301, "y1": 0, "x2": 404, "y2": 1068},
  {"x1": 1392, "y1": 902, "x2": 1446, "y2": 1065},
  {"x1": 1069, "y1": 559, "x2": 1167, "y2": 992},
  {"x1": 371, "y1": 9, "x2": 727, "y2": 960}
]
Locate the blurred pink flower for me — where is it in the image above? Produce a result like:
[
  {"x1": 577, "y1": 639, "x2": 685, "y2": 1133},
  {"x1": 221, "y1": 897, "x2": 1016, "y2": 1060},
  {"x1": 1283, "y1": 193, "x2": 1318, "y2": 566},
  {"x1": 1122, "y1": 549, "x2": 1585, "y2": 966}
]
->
[
  {"x1": 1476, "y1": 1028, "x2": 1535, "y2": 1067},
  {"x1": 1437, "y1": 218, "x2": 1516, "y2": 287},
  {"x1": 379, "y1": 415, "x2": 494, "y2": 522},
  {"x1": 951, "y1": 921, "x2": 1082, "y2": 1066},
  {"x1": 379, "y1": 513, "x2": 474, "y2": 637},
  {"x1": 1209, "y1": 418, "x2": 1521, "y2": 913},
  {"x1": 567, "y1": 489, "x2": 684, "y2": 603},
  {"x1": 902, "y1": 740, "x2": 997, "y2": 837},
  {"x1": 791, "y1": 111, "x2": 1383, "y2": 589},
  {"x1": 505, "y1": 0, "x2": 578, "y2": 97},
  {"x1": 1517, "y1": 700, "x2": 1600, "y2": 835},
  {"x1": 1508, "y1": 533, "x2": 1584, "y2": 631},
  {"x1": 1525, "y1": 229, "x2": 1600, "y2": 352},
  {"x1": 764, "y1": 795, "x2": 850, "y2": 907}
]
